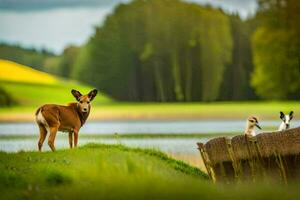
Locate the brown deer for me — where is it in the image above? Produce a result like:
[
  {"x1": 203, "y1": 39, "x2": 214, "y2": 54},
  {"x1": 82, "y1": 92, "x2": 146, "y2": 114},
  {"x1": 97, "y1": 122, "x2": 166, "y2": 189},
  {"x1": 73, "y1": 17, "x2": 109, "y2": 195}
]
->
[{"x1": 35, "y1": 89, "x2": 97, "y2": 151}]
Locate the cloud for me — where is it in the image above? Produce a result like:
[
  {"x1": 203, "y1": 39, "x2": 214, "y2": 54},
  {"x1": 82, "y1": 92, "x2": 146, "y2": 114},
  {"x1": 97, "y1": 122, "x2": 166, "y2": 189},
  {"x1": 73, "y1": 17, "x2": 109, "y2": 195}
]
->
[
  {"x1": 0, "y1": 0, "x2": 129, "y2": 11},
  {"x1": 0, "y1": 7, "x2": 111, "y2": 53},
  {"x1": 185, "y1": 0, "x2": 258, "y2": 18},
  {"x1": 0, "y1": 0, "x2": 257, "y2": 18}
]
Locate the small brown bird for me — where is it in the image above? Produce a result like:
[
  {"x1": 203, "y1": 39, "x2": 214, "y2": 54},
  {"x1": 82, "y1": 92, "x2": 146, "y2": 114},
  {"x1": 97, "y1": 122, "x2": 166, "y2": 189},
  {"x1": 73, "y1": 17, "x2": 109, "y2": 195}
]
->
[{"x1": 244, "y1": 116, "x2": 261, "y2": 136}]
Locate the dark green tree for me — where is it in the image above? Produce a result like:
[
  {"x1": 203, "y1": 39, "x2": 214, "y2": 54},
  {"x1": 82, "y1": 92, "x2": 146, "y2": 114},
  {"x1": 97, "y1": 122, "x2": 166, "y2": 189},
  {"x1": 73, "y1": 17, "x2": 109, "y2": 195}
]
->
[
  {"x1": 73, "y1": 0, "x2": 232, "y2": 102},
  {"x1": 59, "y1": 45, "x2": 80, "y2": 78},
  {"x1": 219, "y1": 15, "x2": 256, "y2": 100},
  {"x1": 252, "y1": 0, "x2": 300, "y2": 99}
]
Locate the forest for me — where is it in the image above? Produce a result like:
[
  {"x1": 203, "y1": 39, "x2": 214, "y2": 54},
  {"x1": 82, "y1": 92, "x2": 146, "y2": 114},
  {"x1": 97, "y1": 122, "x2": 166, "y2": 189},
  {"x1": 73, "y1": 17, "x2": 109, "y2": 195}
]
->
[{"x1": 1, "y1": 0, "x2": 300, "y2": 102}]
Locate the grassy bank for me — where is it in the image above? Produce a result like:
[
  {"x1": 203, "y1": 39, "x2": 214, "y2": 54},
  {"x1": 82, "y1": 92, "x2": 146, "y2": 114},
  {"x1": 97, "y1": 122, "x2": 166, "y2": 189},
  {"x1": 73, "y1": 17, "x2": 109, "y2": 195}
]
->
[
  {"x1": 1, "y1": 101, "x2": 300, "y2": 122},
  {"x1": 0, "y1": 81, "x2": 111, "y2": 106},
  {"x1": 91, "y1": 101, "x2": 300, "y2": 120},
  {"x1": 0, "y1": 144, "x2": 299, "y2": 199},
  {"x1": 0, "y1": 143, "x2": 208, "y2": 199},
  {"x1": 0, "y1": 133, "x2": 235, "y2": 140}
]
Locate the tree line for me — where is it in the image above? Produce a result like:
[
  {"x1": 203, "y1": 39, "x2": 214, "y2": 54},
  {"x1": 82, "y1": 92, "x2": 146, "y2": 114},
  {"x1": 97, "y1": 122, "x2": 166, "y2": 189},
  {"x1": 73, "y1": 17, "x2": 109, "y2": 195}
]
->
[
  {"x1": 0, "y1": 43, "x2": 81, "y2": 79},
  {"x1": 2, "y1": 0, "x2": 300, "y2": 102},
  {"x1": 251, "y1": 0, "x2": 300, "y2": 99},
  {"x1": 73, "y1": 0, "x2": 252, "y2": 101},
  {"x1": 0, "y1": 43, "x2": 54, "y2": 71}
]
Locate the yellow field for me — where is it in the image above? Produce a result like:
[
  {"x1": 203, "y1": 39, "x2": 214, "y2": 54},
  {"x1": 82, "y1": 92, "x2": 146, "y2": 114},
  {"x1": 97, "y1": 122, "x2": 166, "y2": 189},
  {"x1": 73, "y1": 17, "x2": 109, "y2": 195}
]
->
[
  {"x1": 0, "y1": 59, "x2": 58, "y2": 84},
  {"x1": 0, "y1": 59, "x2": 111, "y2": 107}
]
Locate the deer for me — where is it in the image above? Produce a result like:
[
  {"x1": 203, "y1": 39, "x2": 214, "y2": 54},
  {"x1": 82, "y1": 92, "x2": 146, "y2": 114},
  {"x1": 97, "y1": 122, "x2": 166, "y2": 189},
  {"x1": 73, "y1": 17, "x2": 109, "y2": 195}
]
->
[
  {"x1": 278, "y1": 111, "x2": 294, "y2": 131},
  {"x1": 35, "y1": 89, "x2": 97, "y2": 152}
]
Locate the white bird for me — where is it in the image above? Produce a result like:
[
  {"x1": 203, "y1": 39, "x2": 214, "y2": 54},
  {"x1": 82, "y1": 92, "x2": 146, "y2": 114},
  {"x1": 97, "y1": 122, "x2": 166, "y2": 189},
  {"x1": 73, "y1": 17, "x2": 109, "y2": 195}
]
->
[
  {"x1": 278, "y1": 111, "x2": 294, "y2": 131},
  {"x1": 244, "y1": 116, "x2": 261, "y2": 136}
]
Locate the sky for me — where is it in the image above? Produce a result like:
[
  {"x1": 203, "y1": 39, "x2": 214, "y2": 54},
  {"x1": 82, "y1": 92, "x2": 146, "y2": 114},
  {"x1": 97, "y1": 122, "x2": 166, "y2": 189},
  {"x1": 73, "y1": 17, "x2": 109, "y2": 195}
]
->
[{"x1": 0, "y1": 0, "x2": 258, "y2": 54}]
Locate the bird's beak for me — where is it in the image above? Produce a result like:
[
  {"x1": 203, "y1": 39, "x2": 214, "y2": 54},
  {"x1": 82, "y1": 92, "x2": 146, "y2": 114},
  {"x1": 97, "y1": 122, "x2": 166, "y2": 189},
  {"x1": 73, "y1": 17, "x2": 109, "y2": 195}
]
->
[{"x1": 255, "y1": 123, "x2": 262, "y2": 130}]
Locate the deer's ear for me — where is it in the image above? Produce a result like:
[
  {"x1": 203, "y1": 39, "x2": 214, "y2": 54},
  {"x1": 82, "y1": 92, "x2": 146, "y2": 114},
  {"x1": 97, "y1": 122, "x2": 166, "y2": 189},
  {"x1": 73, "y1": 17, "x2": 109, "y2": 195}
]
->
[
  {"x1": 280, "y1": 111, "x2": 285, "y2": 120},
  {"x1": 71, "y1": 89, "x2": 82, "y2": 101},
  {"x1": 290, "y1": 111, "x2": 294, "y2": 120},
  {"x1": 88, "y1": 89, "x2": 98, "y2": 101}
]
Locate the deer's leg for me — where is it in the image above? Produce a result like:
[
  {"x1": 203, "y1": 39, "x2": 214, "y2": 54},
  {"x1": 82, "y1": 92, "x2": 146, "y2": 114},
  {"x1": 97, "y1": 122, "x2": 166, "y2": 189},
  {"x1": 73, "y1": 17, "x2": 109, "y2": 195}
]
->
[
  {"x1": 74, "y1": 130, "x2": 79, "y2": 148},
  {"x1": 38, "y1": 124, "x2": 47, "y2": 152},
  {"x1": 48, "y1": 126, "x2": 59, "y2": 152},
  {"x1": 68, "y1": 131, "x2": 73, "y2": 148}
]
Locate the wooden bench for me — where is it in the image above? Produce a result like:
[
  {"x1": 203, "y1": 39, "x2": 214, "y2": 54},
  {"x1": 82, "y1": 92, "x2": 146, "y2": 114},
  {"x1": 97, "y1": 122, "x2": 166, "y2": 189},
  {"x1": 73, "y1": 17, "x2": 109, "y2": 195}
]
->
[{"x1": 197, "y1": 127, "x2": 300, "y2": 183}]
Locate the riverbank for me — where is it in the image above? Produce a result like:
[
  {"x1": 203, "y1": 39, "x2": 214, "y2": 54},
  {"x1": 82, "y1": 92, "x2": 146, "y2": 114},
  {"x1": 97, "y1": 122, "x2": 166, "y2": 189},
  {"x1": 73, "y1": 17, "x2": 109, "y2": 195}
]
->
[
  {"x1": 0, "y1": 143, "x2": 208, "y2": 199},
  {"x1": 1, "y1": 101, "x2": 299, "y2": 122},
  {"x1": 1, "y1": 143, "x2": 299, "y2": 200}
]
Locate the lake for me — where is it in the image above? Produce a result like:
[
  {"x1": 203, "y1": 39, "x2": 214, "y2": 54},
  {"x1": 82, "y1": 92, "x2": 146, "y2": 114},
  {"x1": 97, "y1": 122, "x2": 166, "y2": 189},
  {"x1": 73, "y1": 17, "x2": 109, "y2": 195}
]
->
[
  {"x1": 1, "y1": 120, "x2": 299, "y2": 154},
  {"x1": 1, "y1": 119, "x2": 296, "y2": 135}
]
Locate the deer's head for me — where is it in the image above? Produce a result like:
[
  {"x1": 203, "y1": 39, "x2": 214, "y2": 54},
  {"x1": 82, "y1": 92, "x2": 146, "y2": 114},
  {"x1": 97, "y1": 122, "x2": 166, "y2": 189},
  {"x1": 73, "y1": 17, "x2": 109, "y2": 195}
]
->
[
  {"x1": 280, "y1": 111, "x2": 294, "y2": 129},
  {"x1": 71, "y1": 89, "x2": 98, "y2": 113}
]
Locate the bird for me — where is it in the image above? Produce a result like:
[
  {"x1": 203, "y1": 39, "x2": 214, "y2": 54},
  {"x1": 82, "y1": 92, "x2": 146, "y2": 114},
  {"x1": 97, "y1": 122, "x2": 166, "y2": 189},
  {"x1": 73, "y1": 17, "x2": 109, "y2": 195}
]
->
[{"x1": 244, "y1": 116, "x2": 261, "y2": 136}]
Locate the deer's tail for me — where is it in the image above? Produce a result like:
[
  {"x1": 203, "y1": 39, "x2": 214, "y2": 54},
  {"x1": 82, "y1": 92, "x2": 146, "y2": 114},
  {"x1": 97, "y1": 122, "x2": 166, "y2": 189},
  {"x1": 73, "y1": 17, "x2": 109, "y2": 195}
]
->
[{"x1": 35, "y1": 107, "x2": 40, "y2": 116}]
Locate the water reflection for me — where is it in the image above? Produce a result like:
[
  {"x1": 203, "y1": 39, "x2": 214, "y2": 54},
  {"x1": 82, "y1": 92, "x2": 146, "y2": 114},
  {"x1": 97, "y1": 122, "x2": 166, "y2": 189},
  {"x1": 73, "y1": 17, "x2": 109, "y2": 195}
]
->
[
  {"x1": 0, "y1": 120, "x2": 298, "y2": 135},
  {"x1": 1, "y1": 120, "x2": 298, "y2": 156},
  {"x1": 0, "y1": 136, "x2": 209, "y2": 155}
]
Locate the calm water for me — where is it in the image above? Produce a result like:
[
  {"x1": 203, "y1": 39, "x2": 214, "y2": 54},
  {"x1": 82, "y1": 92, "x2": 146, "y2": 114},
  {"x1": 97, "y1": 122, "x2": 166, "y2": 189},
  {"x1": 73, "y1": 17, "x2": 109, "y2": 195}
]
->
[
  {"x1": 1, "y1": 120, "x2": 297, "y2": 135},
  {"x1": 1, "y1": 120, "x2": 299, "y2": 154},
  {"x1": 0, "y1": 136, "x2": 209, "y2": 155}
]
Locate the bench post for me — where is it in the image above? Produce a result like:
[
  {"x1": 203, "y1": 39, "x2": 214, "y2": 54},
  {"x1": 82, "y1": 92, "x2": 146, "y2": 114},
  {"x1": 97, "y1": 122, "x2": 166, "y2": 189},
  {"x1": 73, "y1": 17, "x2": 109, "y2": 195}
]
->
[
  {"x1": 225, "y1": 138, "x2": 239, "y2": 180},
  {"x1": 197, "y1": 142, "x2": 215, "y2": 182}
]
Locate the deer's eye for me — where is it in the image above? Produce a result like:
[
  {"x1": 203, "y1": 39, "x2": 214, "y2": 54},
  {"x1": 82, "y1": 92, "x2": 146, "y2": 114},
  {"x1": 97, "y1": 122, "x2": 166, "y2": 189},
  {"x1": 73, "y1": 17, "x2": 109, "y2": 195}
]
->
[
  {"x1": 87, "y1": 101, "x2": 90, "y2": 104},
  {"x1": 80, "y1": 101, "x2": 83, "y2": 103}
]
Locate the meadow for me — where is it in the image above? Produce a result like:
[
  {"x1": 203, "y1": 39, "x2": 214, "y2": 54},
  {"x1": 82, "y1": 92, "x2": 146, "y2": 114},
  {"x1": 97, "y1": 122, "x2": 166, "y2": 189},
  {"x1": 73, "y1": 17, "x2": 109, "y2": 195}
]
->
[
  {"x1": 1, "y1": 101, "x2": 300, "y2": 122},
  {"x1": 0, "y1": 143, "x2": 299, "y2": 200}
]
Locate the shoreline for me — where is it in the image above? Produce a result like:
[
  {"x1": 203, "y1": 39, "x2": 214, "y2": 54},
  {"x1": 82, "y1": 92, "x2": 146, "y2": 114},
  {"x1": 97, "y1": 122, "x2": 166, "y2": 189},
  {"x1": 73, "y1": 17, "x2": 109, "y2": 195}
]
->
[
  {"x1": 1, "y1": 101, "x2": 299, "y2": 122},
  {"x1": 0, "y1": 112, "x2": 290, "y2": 122}
]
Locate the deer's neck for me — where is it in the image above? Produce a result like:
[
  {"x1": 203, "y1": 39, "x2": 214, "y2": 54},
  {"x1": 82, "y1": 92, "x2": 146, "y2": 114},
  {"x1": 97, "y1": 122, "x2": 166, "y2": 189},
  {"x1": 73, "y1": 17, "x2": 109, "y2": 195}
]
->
[
  {"x1": 69, "y1": 103, "x2": 90, "y2": 127},
  {"x1": 279, "y1": 122, "x2": 287, "y2": 131}
]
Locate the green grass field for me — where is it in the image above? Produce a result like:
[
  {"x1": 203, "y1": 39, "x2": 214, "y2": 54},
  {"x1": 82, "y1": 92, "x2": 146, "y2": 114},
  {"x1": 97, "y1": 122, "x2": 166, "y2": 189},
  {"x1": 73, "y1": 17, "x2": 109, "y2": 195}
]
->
[
  {"x1": 0, "y1": 144, "x2": 299, "y2": 200},
  {"x1": 91, "y1": 101, "x2": 300, "y2": 120},
  {"x1": 1, "y1": 101, "x2": 300, "y2": 121},
  {"x1": 0, "y1": 80, "x2": 111, "y2": 106}
]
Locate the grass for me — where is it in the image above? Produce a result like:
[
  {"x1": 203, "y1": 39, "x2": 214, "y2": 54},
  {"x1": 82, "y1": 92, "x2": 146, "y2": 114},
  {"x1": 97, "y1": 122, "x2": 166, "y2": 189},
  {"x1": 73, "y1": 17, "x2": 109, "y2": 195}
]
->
[
  {"x1": 0, "y1": 143, "x2": 207, "y2": 199},
  {"x1": 0, "y1": 80, "x2": 111, "y2": 106},
  {"x1": 0, "y1": 143, "x2": 299, "y2": 200},
  {"x1": 1, "y1": 101, "x2": 300, "y2": 121},
  {"x1": 90, "y1": 101, "x2": 300, "y2": 120}
]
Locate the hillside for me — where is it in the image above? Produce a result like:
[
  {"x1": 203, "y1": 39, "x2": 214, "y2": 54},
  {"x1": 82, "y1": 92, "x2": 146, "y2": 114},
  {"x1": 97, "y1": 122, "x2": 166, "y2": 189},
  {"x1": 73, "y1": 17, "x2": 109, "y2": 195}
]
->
[
  {"x1": 0, "y1": 144, "x2": 299, "y2": 200},
  {"x1": 0, "y1": 59, "x2": 111, "y2": 106},
  {"x1": 0, "y1": 43, "x2": 55, "y2": 72},
  {"x1": 0, "y1": 59, "x2": 57, "y2": 84}
]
